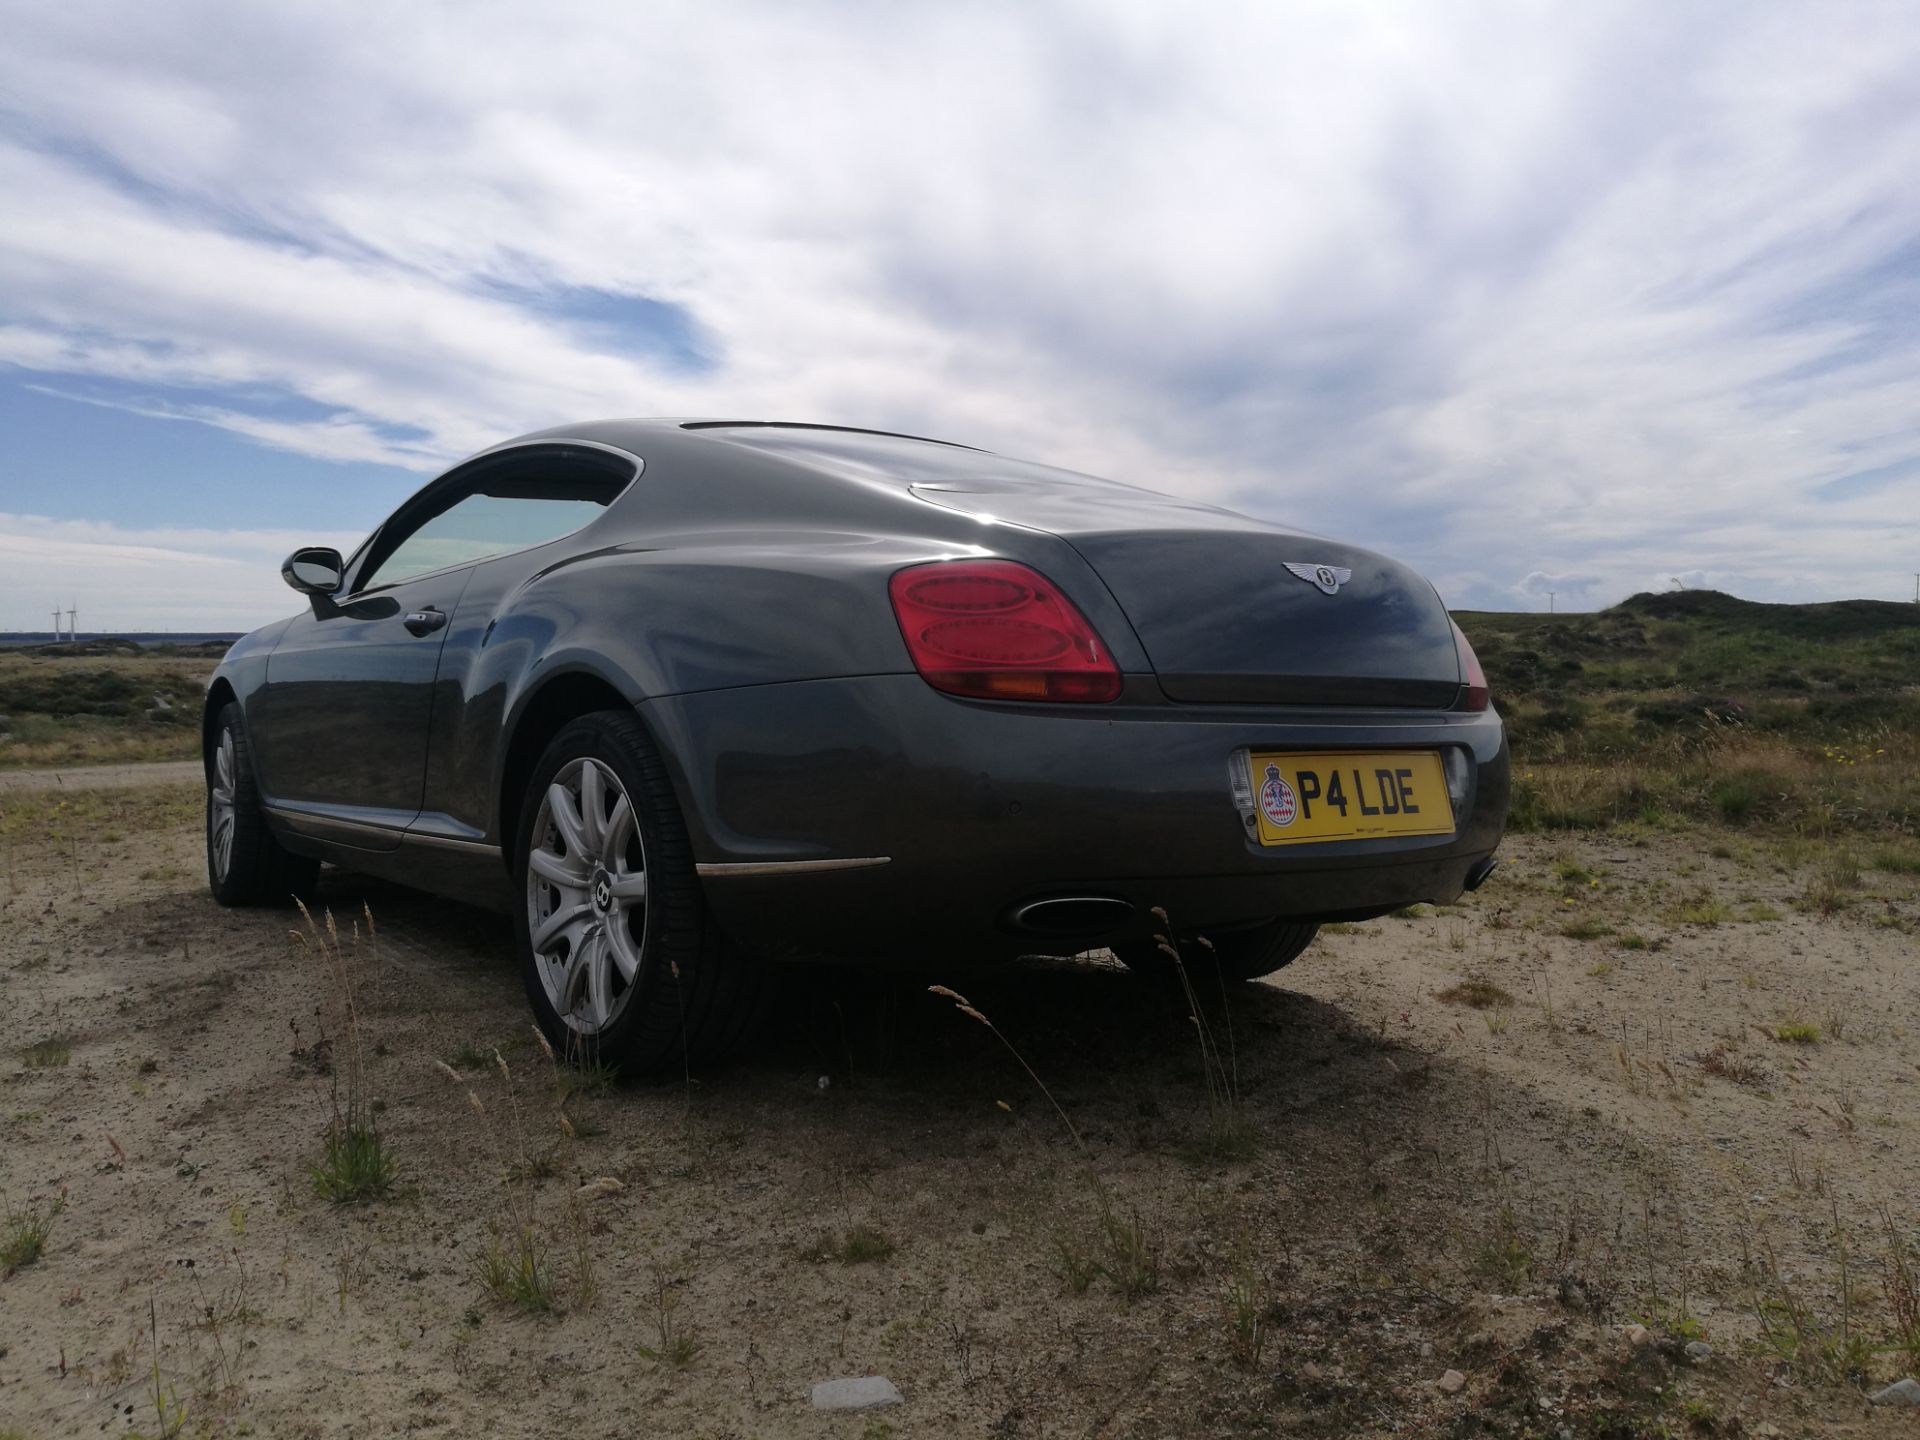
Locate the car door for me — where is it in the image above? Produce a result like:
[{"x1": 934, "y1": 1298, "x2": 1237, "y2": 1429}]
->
[
  {"x1": 251, "y1": 560, "x2": 476, "y2": 844},
  {"x1": 251, "y1": 448, "x2": 637, "y2": 848}
]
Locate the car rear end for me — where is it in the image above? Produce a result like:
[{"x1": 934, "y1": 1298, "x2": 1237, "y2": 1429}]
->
[{"x1": 638, "y1": 438, "x2": 1506, "y2": 964}]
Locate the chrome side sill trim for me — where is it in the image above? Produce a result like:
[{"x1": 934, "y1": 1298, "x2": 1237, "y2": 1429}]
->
[
  {"x1": 403, "y1": 832, "x2": 503, "y2": 857},
  {"x1": 262, "y1": 804, "x2": 401, "y2": 845},
  {"x1": 695, "y1": 856, "x2": 892, "y2": 877}
]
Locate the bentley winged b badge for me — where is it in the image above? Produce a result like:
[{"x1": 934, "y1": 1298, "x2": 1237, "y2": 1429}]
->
[{"x1": 1283, "y1": 561, "x2": 1353, "y2": 596}]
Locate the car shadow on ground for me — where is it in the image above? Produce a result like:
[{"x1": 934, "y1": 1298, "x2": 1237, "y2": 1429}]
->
[
  {"x1": 310, "y1": 865, "x2": 1398, "y2": 1116},
  {"x1": 291, "y1": 868, "x2": 1456, "y2": 1122}
]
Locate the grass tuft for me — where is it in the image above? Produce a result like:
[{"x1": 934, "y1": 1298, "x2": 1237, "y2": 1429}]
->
[
  {"x1": 1697, "y1": 1043, "x2": 1769, "y2": 1088},
  {"x1": 477, "y1": 1225, "x2": 557, "y2": 1312},
  {"x1": 1437, "y1": 978, "x2": 1514, "y2": 1009},
  {"x1": 1471, "y1": 1204, "x2": 1534, "y2": 1292},
  {"x1": 2, "y1": 1190, "x2": 66, "y2": 1273},
  {"x1": 838, "y1": 1224, "x2": 896, "y2": 1264},
  {"x1": 311, "y1": 1116, "x2": 395, "y2": 1204},
  {"x1": 19, "y1": 1035, "x2": 71, "y2": 1068},
  {"x1": 637, "y1": 1263, "x2": 702, "y2": 1367}
]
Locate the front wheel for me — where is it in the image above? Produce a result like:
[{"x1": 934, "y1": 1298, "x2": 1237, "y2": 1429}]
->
[
  {"x1": 513, "y1": 710, "x2": 766, "y2": 1073},
  {"x1": 1114, "y1": 917, "x2": 1319, "y2": 983},
  {"x1": 205, "y1": 702, "x2": 319, "y2": 906}
]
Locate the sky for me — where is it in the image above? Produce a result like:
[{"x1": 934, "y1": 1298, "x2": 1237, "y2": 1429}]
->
[{"x1": 1, "y1": 0, "x2": 1918, "y2": 632}]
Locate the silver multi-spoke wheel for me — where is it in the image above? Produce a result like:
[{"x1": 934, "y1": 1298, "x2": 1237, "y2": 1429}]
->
[
  {"x1": 526, "y1": 757, "x2": 649, "y2": 1034},
  {"x1": 208, "y1": 728, "x2": 238, "y2": 881}
]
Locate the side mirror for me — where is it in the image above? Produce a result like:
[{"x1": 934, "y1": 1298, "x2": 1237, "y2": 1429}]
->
[{"x1": 281, "y1": 546, "x2": 345, "y2": 596}]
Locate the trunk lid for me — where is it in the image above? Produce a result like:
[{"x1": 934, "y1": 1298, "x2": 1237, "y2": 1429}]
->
[{"x1": 911, "y1": 478, "x2": 1462, "y2": 707}]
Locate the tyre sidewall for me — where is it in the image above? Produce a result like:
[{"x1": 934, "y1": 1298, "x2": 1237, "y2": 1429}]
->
[
  {"x1": 206, "y1": 701, "x2": 314, "y2": 906},
  {"x1": 512, "y1": 711, "x2": 706, "y2": 1070}
]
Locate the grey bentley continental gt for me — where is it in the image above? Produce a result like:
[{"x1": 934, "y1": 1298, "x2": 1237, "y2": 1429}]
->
[{"x1": 204, "y1": 420, "x2": 1507, "y2": 1069}]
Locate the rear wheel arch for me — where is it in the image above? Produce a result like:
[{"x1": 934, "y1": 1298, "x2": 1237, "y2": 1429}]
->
[{"x1": 498, "y1": 669, "x2": 647, "y2": 859}]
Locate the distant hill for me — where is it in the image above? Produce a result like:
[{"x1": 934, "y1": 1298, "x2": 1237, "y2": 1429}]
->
[
  {"x1": 1611, "y1": 588, "x2": 1920, "y2": 639},
  {"x1": 1454, "y1": 589, "x2": 1920, "y2": 752},
  {"x1": 0, "y1": 633, "x2": 239, "y2": 657}
]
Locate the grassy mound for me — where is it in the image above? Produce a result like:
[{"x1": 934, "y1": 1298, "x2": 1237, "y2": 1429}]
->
[{"x1": 1458, "y1": 591, "x2": 1920, "y2": 835}]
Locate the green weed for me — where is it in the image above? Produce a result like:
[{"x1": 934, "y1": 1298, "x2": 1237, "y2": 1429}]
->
[
  {"x1": 838, "y1": 1224, "x2": 896, "y2": 1264},
  {"x1": 1224, "y1": 1234, "x2": 1266, "y2": 1368},
  {"x1": 2, "y1": 1189, "x2": 66, "y2": 1272},
  {"x1": 311, "y1": 1115, "x2": 395, "y2": 1204},
  {"x1": 1743, "y1": 1221, "x2": 1876, "y2": 1385},
  {"x1": 19, "y1": 1035, "x2": 71, "y2": 1068},
  {"x1": 637, "y1": 1262, "x2": 703, "y2": 1367},
  {"x1": 477, "y1": 1225, "x2": 557, "y2": 1312},
  {"x1": 1472, "y1": 1204, "x2": 1534, "y2": 1292}
]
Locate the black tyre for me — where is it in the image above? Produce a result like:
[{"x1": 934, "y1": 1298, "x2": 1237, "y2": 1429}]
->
[
  {"x1": 205, "y1": 701, "x2": 320, "y2": 906},
  {"x1": 1114, "y1": 917, "x2": 1319, "y2": 983},
  {"x1": 513, "y1": 710, "x2": 767, "y2": 1074}
]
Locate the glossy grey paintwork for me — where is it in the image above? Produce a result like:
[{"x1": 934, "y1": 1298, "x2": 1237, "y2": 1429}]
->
[
  {"x1": 207, "y1": 419, "x2": 1507, "y2": 956},
  {"x1": 252, "y1": 568, "x2": 472, "y2": 834}
]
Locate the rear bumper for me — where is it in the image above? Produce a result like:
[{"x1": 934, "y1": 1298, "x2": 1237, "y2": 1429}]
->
[{"x1": 640, "y1": 675, "x2": 1508, "y2": 962}]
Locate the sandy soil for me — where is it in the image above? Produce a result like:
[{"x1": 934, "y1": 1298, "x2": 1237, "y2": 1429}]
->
[
  {"x1": 2, "y1": 779, "x2": 1917, "y2": 1437},
  {"x1": 0, "y1": 761, "x2": 202, "y2": 792}
]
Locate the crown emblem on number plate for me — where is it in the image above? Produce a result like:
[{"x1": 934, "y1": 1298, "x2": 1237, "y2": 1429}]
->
[{"x1": 1283, "y1": 561, "x2": 1353, "y2": 596}]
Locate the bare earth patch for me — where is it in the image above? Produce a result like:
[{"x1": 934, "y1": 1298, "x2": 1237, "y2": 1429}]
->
[{"x1": 3, "y1": 781, "x2": 1917, "y2": 1436}]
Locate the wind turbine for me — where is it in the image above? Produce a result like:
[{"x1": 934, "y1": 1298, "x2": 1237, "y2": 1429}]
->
[
  {"x1": 67, "y1": 602, "x2": 77, "y2": 642},
  {"x1": 52, "y1": 607, "x2": 62, "y2": 642}
]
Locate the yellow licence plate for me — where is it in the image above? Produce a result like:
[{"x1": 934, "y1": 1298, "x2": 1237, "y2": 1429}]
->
[{"x1": 1249, "y1": 750, "x2": 1454, "y2": 846}]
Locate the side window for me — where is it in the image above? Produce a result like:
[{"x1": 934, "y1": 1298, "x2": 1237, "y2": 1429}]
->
[{"x1": 357, "y1": 453, "x2": 631, "y2": 591}]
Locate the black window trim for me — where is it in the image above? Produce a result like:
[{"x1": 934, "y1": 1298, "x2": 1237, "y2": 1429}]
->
[{"x1": 339, "y1": 439, "x2": 644, "y2": 600}]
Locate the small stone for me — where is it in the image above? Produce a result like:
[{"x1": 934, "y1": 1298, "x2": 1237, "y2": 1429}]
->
[
  {"x1": 1418, "y1": 1341, "x2": 1434, "y2": 1359},
  {"x1": 1869, "y1": 1378, "x2": 1920, "y2": 1407},
  {"x1": 1684, "y1": 1340, "x2": 1713, "y2": 1363},
  {"x1": 1436, "y1": 1369, "x2": 1467, "y2": 1394},
  {"x1": 1622, "y1": 1324, "x2": 1652, "y2": 1346},
  {"x1": 811, "y1": 1377, "x2": 904, "y2": 1411}
]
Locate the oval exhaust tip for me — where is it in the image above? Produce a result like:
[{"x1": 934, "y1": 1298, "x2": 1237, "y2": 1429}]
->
[{"x1": 1009, "y1": 895, "x2": 1136, "y2": 936}]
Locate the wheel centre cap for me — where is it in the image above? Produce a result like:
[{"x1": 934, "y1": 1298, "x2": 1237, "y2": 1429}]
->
[{"x1": 591, "y1": 871, "x2": 613, "y2": 912}]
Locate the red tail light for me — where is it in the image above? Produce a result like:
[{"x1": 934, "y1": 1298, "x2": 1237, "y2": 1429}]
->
[
  {"x1": 888, "y1": 560, "x2": 1122, "y2": 702},
  {"x1": 1451, "y1": 621, "x2": 1490, "y2": 711}
]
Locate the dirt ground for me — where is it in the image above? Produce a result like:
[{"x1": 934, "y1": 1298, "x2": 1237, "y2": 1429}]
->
[
  {"x1": 2, "y1": 775, "x2": 1917, "y2": 1438},
  {"x1": 0, "y1": 762, "x2": 203, "y2": 793}
]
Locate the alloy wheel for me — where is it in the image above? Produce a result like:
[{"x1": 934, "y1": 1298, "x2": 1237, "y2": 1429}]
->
[
  {"x1": 208, "y1": 728, "x2": 238, "y2": 881},
  {"x1": 525, "y1": 756, "x2": 649, "y2": 1034}
]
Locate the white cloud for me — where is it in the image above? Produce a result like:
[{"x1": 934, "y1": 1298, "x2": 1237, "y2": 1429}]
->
[
  {"x1": 0, "y1": 0, "x2": 1918, "y2": 626},
  {"x1": 0, "y1": 513, "x2": 358, "y2": 632}
]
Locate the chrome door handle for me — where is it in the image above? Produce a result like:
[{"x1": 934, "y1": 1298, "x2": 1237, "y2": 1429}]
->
[{"x1": 403, "y1": 608, "x2": 447, "y2": 636}]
